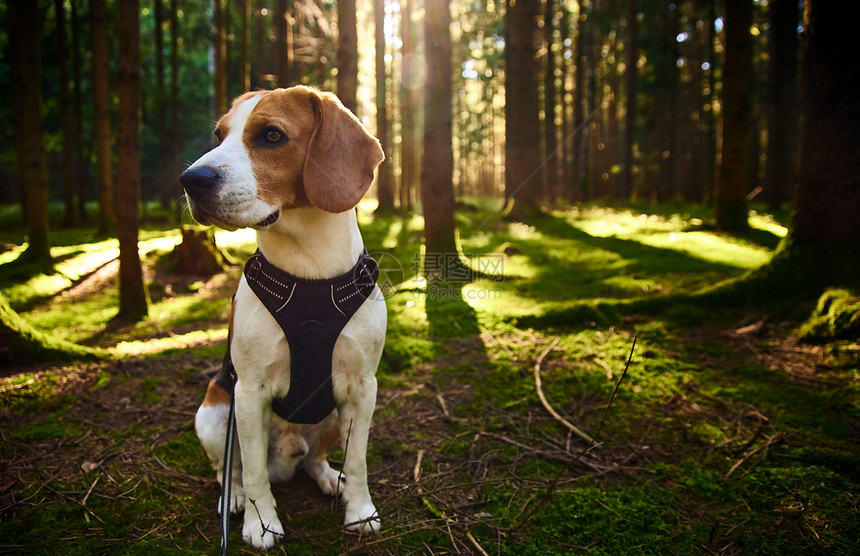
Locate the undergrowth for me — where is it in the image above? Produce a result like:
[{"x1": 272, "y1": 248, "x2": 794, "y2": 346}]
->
[{"x1": 1, "y1": 200, "x2": 857, "y2": 554}]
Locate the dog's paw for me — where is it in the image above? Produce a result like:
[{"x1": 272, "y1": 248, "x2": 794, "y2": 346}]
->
[
  {"x1": 217, "y1": 486, "x2": 246, "y2": 515},
  {"x1": 345, "y1": 502, "x2": 380, "y2": 535},
  {"x1": 305, "y1": 460, "x2": 346, "y2": 499},
  {"x1": 242, "y1": 497, "x2": 284, "y2": 550}
]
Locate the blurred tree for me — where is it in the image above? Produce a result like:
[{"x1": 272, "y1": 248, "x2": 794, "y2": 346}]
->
[
  {"x1": 375, "y1": 0, "x2": 395, "y2": 213},
  {"x1": 399, "y1": 0, "x2": 419, "y2": 212},
  {"x1": 505, "y1": 0, "x2": 542, "y2": 220},
  {"x1": 275, "y1": 0, "x2": 293, "y2": 87},
  {"x1": 337, "y1": 0, "x2": 358, "y2": 112},
  {"x1": 214, "y1": 0, "x2": 227, "y2": 116},
  {"x1": 764, "y1": 0, "x2": 799, "y2": 210},
  {"x1": 91, "y1": 0, "x2": 115, "y2": 235},
  {"x1": 116, "y1": 0, "x2": 149, "y2": 321},
  {"x1": 716, "y1": 0, "x2": 752, "y2": 231},
  {"x1": 543, "y1": 0, "x2": 559, "y2": 201},
  {"x1": 620, "y1": 0, "x2": 637, "y2": 200},
  {"x1": 70, "y1": 0, "x2": 89, "y2": 222},
  {"x1": 421, "y1": 0, "x2": 459, "y2": 267},
  {"x1": 8, "y1": 0, "x2": 51, "y2": 263},
  {"x1": 56, "y1": 0, "x2": 78, "y2": 227}
]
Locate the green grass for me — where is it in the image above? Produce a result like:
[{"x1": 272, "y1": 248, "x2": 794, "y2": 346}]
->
[{"x1": 1, "y1": 200, "x2": 857, "y2": 554}]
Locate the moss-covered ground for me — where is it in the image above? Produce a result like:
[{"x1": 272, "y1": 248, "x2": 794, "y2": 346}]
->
[{"x1": 1, "y1": 200, "x2": 857, "y2": 554}]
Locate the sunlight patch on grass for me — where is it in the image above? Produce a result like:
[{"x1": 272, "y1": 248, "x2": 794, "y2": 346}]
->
[{"x1": 112, "y1": 328, "x2": 228, "y2": 356}]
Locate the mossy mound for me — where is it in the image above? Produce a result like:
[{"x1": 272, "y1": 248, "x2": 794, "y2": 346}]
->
[{"x1": 798, "y1": 288, "x2": 860, "y2": 343}]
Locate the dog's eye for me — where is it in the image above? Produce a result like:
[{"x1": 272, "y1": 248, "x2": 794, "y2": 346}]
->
[
  {"x1": 262, "y1": 127, "x2": 288, "y2": 145},
  {"x1": 213, "y1": 129, "x2": 222, "y2": 144}
]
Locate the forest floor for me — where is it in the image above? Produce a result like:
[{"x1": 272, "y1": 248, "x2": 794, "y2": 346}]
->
[{"x1": 1, "y1": 201, "x2": 858, "y2": 555}]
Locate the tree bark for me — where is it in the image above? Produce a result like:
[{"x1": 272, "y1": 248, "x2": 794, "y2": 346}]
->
[
  {"x1": 421, "y1": 0, "x2": 458, "y2": 264},
  {"x1": 8, "y1": 0, "x2": 51, "y2": 262},
  {"x1": 621, "y1": 0, "x2": 636, "y2": 200},
  {"x1": 241, "y1": 0, "x2": 251, "y2": 92},
  {"x1": 214, "y1": 0, "x2": 227, "y2": 117},
  {"x1": 374, "y1": 0, "x2": 395, "y2": 213},
  {"x1": 70, "y1": 0, "x2": 89, "y2": 222},
  {"x1": 505, "y1": 0, "x2": 543, "y2": 220},
  {"x1": 337, "y1": 0, "x2": 359, "y2": 112},
  {"x1": 275, "y1": 0, "x2": 292, "y2": 87},
  {"x1": 56, "y1": 0, "x2": 78, "y2": 227},
  {"x1": 764, "y1": 0, "x2": 799, "y2": 209},
  {"x1": 542, "y1": 0, "x2": 559, "y2": 202},
  {"x1": 91, "y1": 0, "x2": 115, "y2": 235},
  {"x1": 716, "y1": 0, "x2": 752, "y2": 231},
  {"x1": 399, "y1": 0, "x2": 418, "y2": 212},
  {"x1": 116, "y1": 0, "x2": 149, "y2": 321}
]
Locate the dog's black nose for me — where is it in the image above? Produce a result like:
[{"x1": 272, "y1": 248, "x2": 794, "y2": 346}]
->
[{"x1": 180, "y1": 166, "x2": 219, "y2": 196}]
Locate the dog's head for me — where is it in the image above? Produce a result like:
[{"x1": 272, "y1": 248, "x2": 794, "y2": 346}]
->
[{"x1": 180, "y1": 86, "x2": 384, "y2": 230}]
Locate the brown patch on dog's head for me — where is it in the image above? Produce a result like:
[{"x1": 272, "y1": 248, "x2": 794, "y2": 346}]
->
[{"x1": 240, "y1": 86, "x2": 384, "y2": 214}]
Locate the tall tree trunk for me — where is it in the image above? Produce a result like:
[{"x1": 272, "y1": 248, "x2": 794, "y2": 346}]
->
[
  {"x1": 92, "y1": 0, "x2": 115, "y2": 235},
  {"x1": 399, "y1": 0, "x2": 418, "y2": 211},
  {"x1": 56, "y1": 0, "x2": 78, "y2": 227},
  {"x1": 116, "y1": 0, "x2": 149, "y2": 321},
  {"x1": 764, "y1": 0, "x2": 799, "y2": 210},
  {"x1": 275, "y1": 0, "x2": 292, "y2": 87},
  {"x1": 8, "y1": 0, "x2": 51, "y2": 263},
  {"x1": 543, "y1": 0, "x2": 559, "y2": 203},
  {"x1": 715, "y1": 0, "x2": 752, "y2": 231},
  {"x1": 570, "y1": 5, "x2": 586, "y2": 202},
  {"x1": 730, "y1": 0, "x2": 860, "y2": 297},
  {"x1": 337, "y1": 0, "x2": 359, "y2": 112},
  {"x1": 155, "y1": 0, "x2": 170, "y2": 210},
  {"x1": 254, "y1": 0, "x2": 266, "y2": 88},
  {"x1": 170, "y1": 0, "x2": 182, "y2": 220},
  {"x1": 71, "y1": 0, "x2": 89, "y2": 222},
  {"x1": 703, "y1": 0, "x2": 718, "y2": 203},
  {"x1": 241, "y1": 0, "x2": 251, "y2": 92},
  {"x1": 421, "y1": 0, "x2": 458, "y2": 264},
  {"x1": 505, "y1": 0, "x2": 543, "y2": 220},
  {"x1": 375, "y1": 0, "x2": 395, "y2": 213},
  {"x1": 214, "y1": 0, "x2": 227, "y2": 117}
]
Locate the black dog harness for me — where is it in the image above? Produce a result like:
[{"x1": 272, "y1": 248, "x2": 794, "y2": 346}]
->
[{"x1": 220, "y1": 249, "x2": 379, "y2": 424}]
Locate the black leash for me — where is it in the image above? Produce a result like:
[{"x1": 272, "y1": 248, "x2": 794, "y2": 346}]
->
[{"x1": 219, "y1": 360, "x2": 238, "y2": 556}]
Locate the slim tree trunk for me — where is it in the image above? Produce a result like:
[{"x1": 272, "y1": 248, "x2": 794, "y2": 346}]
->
[
  {"x1": 241, "y1": 0, "x2": 251, "y2": 92},
  {"x1": 421, "y1": 0, "x2": 458, "y2": 262},
  {"x1": 70, "y1": 0, "x2": 89, "y2": 221},
  {"x1": 170, "y1": 0, "x2": 181, "y2": 219},
  {"x1": 116, "y1": 0, "x2": 149, "y2": 321},
  {"x1": 570, "y1": 5, "x2": 586, "y2": 202},
  {"x1": 543, "y1": 0, "x2": 559, "y2": 203},
  {"x1": 155, "y1": 0, "x2": 170, "y2": 210},
  {"x1": 716, "y1": 0, "x2": 752, "y2": 231},
  {"x1": 400, "y1": 0, "x2": 418, "y2": 211},
  {"x1": 92, "y1": 0, "x2": 115, "y2": 235},
  {"x1": 337, "y1": 0, "x2": 358, "y2": 112},
  {"x1": 56, "y1": 0, "x2": 78, "y2": 227},
  {"x1": 505, "y1": 0, "x2": 543, "y2": 220},
  {"x1": 621, "y1": 0, "x2": 636, "y2": 200},
  {"x1": 375, "y1": 0, "x2": 395, "y2": 213},
  {"x1": 214, "y1": 0, "x2": 227, "y2": 117},
  {"x1": 9, "y1": 0, "x2": 51, "y2": 262},
  {"x1": 764, "y1": 0, "x2": 799, "y2": 209},
  {"x1": 275, "y1": 0, "x2": 292, "y2": 87}
]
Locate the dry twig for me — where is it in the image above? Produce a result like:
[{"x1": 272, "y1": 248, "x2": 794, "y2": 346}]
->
[{"x1": 533, "y1": 337, "x2": 594, "y2": 444}]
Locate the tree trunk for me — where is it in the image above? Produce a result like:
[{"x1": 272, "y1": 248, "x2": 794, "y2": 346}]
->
[
  {"x1": 214, "y1": 0, "x2": 227, "y2": 117},
  {"x1": 8, "y1": 0, "x2": 51, "y2": 263},
  {"x1": 570, "y1": 6, "x2": 586, "y2": 202},
  {"x1": 337, "y1": 0, "x2": 359, "y2": 112},
  {"x1": 170, "y1": 0, "x2": 182, "y2": 220},
  {"x1": 155, "y1": 0, "x2": 171, "y2": 210},
  {"x1": 241, "y1": 0, "x2": 251, "y2": 92},
  {"x1": 275, "y1": 0, "x2": 292, "y2": 87},
  {"x1": 764, "y1": 0, "x2": 799, "y2": 210},
  {"x1": 56, "y1": 0, "x2": 77, "y2": 227},
  {"x1": 374, "y1": 0, "x2": 395, "y2": 213},
  {"x1": 505, "y1": 0, "x2": 542, "y2": 220},
  {"x1": 91, "y1": 0, "x2": 114, "y2": 235},
  {"x1": 715, "y1": 0, "x2": 752, "y2": 231},
  {"x1": 542, "y1": 0, "x2": 559, "y2": 203},
  {"x1": 421, "y1": 0, "x2": 458, "y2": 265},
  {"x1": 116, "y1": 0, "x2": 149, "y2": 321},
  {"x1": 399, "y1": 0, "x2": 418, "y2": 212},
  {"x1": 70, "y1": 0, "x2": 89, "y2": 222}
]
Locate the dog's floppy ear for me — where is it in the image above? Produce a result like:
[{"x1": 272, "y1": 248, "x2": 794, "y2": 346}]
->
[{"x1": 303, "y1": 90, "x2": 384, "y2": 213}]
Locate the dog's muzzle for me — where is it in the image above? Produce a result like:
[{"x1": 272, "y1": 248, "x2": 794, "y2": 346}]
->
[{"x1": 180, "y1": 166, "x2": 220, "y2": 199}]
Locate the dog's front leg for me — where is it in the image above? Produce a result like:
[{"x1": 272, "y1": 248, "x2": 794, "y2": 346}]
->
[
  {"x1": 339, "y1": 375, "x2": 381, "y2": 534},
  {"x1": 234, "y1": 381, "x2": 284, "y2": 550}
]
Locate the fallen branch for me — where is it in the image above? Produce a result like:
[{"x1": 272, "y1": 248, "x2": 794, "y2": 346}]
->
[
  {"x1": 533, "y1": 337, "x2": 594, "y2": 444},
  {"x1": 724, "y1": 433, "x2": 785, "y2": 478}
]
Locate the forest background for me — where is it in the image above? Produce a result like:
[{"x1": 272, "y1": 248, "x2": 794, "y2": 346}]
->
[{"x1": 1, "y1": 0, "x2": 859, "y2": 554}]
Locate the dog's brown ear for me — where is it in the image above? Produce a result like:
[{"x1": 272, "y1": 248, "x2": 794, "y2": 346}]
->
[{"x1": 303, "y1": 90, "x2": 384, "y2": 213}]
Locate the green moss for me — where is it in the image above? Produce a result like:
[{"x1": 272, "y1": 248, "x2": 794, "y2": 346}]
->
[{"x1": 798, "y1": 288, "x2": 860, "y2": 343}]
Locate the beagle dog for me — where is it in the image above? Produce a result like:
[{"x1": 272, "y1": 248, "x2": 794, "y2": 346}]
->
[{"x1": 181, "y1": 86, "x2": 386, "y2": 550}]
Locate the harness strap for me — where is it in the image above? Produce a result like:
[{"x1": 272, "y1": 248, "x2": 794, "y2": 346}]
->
[{"x1": 218, "y1": 349, "x2": 238, "y2": 555}]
